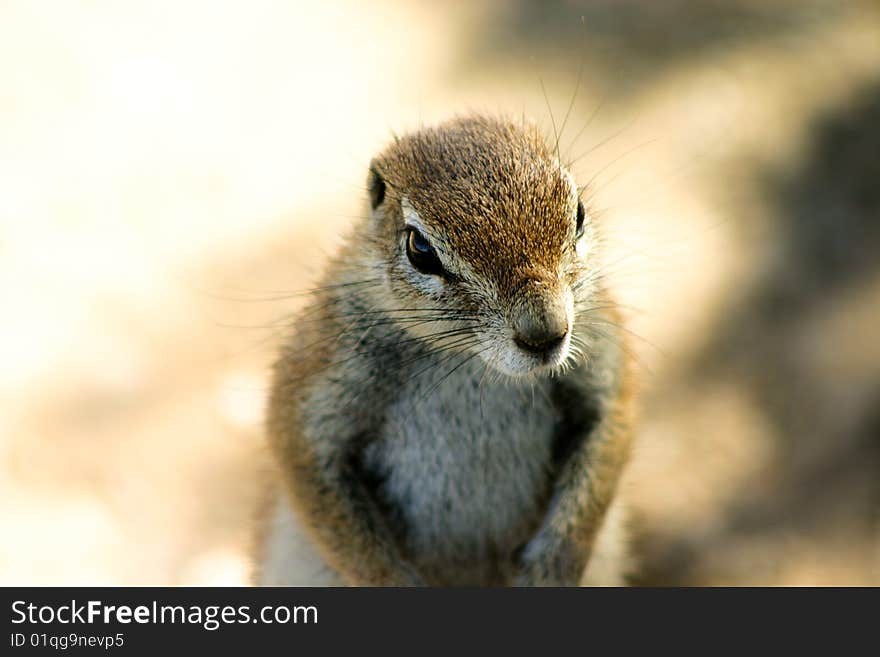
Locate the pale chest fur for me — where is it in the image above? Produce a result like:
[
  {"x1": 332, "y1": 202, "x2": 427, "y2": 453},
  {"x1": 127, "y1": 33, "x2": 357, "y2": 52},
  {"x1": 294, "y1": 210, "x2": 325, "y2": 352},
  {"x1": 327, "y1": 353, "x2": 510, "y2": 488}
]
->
[{"x1": 361, "y1": 358, "x2": 561, "y2": 584}]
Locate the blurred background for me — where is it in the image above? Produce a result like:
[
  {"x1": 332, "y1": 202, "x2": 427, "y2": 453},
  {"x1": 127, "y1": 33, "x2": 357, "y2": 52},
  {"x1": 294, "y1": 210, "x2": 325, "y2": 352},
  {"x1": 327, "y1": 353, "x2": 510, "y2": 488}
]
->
[{"x1": 2, "y1": 0, "x2": 878, "y2": 585}]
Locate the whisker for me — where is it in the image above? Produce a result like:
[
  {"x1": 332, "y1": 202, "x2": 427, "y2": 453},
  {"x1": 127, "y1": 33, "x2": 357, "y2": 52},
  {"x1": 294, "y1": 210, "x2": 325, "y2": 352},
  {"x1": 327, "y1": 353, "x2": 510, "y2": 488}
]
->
[
  {"x1": 582, "y1": 319, "x2": 666, "y2": 358},
  {"x1": 568, "y1": 115, "x2": 640, "y2": 170},
  {"x1": 558, "y1": 58, "x2": 585, "y2": 153},
  {"x1": 540, "y1": 76, "x2": 562, "y2": 164},
  {"x1": 579, "y1": 137, "x2": 659, "y2": 197},
  {"x1": 581, "y1": 324, "x2": 653, "y2": 376},
  {"x1": 202, "y1": 278, "x2": 383, "y2": 303},
  {"x1": 409, "y1": 345, "x2": 488, "y2": 414}
]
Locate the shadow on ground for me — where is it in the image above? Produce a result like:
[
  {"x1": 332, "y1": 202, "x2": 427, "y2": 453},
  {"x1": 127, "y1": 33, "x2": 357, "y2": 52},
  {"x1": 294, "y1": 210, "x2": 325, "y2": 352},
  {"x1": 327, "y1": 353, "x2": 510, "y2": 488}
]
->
[{"x1": 634, "y1": 79, "x2": 880, "y2": 585}]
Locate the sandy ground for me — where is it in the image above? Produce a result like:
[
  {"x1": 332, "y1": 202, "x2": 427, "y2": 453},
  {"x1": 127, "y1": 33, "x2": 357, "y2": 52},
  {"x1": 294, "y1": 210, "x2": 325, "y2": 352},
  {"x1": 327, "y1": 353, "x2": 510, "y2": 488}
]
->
[{"x1": 2, "y1": 0, "x2": 878, "y2": 585}]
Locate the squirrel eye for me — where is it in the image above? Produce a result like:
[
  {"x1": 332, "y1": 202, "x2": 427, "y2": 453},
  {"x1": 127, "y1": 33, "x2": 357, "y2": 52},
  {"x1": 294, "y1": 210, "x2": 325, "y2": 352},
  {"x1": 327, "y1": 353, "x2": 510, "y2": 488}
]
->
[
  {"x1": 406, "y1": 228, "x2": 445, "y2": 277},
  {"x1": 575, "y1": 200, "x2": 586, "y2": 239}
]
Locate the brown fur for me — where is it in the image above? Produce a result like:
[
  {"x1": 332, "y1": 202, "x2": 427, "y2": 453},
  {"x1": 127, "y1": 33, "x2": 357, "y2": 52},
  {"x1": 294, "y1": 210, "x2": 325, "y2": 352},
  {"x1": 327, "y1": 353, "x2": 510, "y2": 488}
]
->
[{"x1": 255, "y1": 115, "x2": 636, "y2": 586}]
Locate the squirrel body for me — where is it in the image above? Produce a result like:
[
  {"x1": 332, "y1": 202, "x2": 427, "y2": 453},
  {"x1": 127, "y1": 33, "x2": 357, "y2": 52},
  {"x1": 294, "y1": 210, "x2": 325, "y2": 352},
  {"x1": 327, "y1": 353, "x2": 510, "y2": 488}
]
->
[{"x1": 254, "y1": 116, "x2": 635, "y2": 586}]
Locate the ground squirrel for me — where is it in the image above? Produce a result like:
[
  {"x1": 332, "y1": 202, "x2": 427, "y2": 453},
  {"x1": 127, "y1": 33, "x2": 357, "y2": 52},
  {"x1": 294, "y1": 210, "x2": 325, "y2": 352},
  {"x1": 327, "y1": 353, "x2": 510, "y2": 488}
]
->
[{"x1": 255, "y1": 115, "x2": 636, "y2": 586}]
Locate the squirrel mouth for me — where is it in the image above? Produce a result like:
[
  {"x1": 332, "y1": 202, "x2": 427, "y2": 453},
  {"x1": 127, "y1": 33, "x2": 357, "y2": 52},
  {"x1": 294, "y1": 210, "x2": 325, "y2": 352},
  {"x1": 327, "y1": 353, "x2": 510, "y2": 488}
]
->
[
  {"x1": 486, "y1": 332, "x2": 572, "y2": 378},
  {"x1": 529, "y1": 338, "x2": 571, "y2": 371},
  {"x1": 514, "y1": 325, "x2": 571, "y2": 364},
  {"x1": 514, "y1": 333, "x2": 568, "y2": 363}
]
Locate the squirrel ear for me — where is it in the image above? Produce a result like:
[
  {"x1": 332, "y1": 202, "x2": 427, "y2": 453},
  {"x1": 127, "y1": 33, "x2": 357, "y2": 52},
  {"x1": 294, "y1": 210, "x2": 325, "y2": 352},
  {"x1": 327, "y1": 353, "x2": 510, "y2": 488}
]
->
[{"x1": 367, "y1": 164, "x2": 386, "y2": 210}]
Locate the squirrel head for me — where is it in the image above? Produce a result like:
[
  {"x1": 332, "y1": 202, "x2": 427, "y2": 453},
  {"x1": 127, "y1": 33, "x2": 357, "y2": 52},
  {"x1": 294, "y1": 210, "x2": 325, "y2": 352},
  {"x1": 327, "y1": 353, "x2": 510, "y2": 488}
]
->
[{"x1": 362, "y1": 115, "x2": 598, "y2": 378}]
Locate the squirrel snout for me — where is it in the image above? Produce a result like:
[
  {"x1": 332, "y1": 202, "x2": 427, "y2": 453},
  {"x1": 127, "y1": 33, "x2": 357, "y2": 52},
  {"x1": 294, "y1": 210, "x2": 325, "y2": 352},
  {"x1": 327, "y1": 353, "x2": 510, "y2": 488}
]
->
[{"x1": 512, "y1": 298, "x2": 569, "y2": 357}]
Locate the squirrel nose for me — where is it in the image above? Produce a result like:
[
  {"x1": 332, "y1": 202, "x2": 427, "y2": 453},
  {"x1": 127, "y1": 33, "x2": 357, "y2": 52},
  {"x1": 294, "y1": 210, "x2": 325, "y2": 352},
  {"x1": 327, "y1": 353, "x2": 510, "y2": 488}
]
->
[{"x1": 513, "y1": 306, "x2": 569, "y2": 356}]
